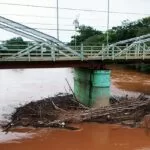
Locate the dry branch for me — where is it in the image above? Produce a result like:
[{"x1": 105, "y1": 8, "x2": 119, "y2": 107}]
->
[{"x1": 2, "y1": 94, "x2": 150, "y2": 132}]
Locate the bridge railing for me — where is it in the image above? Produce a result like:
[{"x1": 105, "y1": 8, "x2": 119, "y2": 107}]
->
[{"x1": 0, "y1": 44, "x2": 150, "y2": 61}]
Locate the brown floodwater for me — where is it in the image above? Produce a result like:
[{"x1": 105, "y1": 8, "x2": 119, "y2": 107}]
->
[
  {"x1": 1, "y1": 123, "x2": 150, "y2": 150},
  {"x1": 111, "y1": 66, "x2": 150, "y2": 95},
  {"x1": 0, "y1": 67, "x2": 150, "y2": 150}
]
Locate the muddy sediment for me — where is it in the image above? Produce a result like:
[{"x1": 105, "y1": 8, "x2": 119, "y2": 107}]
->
[{"x1": 2, "y1": 93, "x2": 150, "y2": 132}]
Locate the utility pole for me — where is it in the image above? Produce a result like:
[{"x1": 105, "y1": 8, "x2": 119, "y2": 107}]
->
[
  {"x1": 107, "y1": 0, "x2": 110, "y2": 45},
  {"x1": 56, "y1": 0, "x2": 59, "y2": 40},
  {"x1": 73, "y1": 17, "x2": 79, "y2": 50}
]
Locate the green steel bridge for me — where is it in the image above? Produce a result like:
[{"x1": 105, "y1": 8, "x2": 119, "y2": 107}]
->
[{"x1": 0, "y1": 16, "x2": 150, "y2": 68}]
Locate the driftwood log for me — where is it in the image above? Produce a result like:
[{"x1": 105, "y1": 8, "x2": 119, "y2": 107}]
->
[{"x1": 2, "y1": 93, "x2": 150, "y2": 132}]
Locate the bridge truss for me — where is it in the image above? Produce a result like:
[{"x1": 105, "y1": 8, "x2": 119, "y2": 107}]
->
[{"x1": 0, "y1": 16, "x2": 150, "y2": 62}]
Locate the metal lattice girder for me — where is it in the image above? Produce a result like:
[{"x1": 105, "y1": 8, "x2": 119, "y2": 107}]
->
[
  {"x1": 114, "y1": 36, "x2": 150, "y2": 57},
  {"x1": 134, "y1": 38, "x2": 150, "y2": 44},
  {"x1": 0, "y1": 16, "x2": 81, "y2": 57},
  {"x1": 95, "y1": 34, "x2": 150, "y2": 57},
  {"x1": 9, "y1": 43, "x2": 41, "y2": 58},
  {"x1": 0, "y1": 44, "x2": 150, "y2": 61},
  {"x1": 114, "y1": 43, "x2": 136, "y2": 57},
  {"x1": 0, "y1": 23, "x2": 46, "y2": 42},
  {"x1": 111, "y1": 34, "x2": 150, "y2": 46}
]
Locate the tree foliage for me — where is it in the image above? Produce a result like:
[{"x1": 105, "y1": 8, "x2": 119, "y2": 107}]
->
[
  {"x1": 4, "y1": 37, "x2": 28, "y2": 49},
  {"x1": 69, "y1": 25, "x2": 103, "y2": 45},
  {"x1": 69, "y1": 17, "x2": 150, "y2": 45}
]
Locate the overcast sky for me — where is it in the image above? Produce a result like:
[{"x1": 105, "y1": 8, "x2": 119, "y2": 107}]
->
[{"x1": 0, "y1": 0, "x2": 149, "y2": 42}]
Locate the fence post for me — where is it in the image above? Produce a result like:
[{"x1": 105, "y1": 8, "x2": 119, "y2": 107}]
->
[
  {"x1": 81, "y1": 43, "x2": 84, "y2": 61},
  {"x1": 102, "y1": 44, "x2": 105, "y2": 60},
  {"x1": 41, "y1": 45, "x2": 43, "y2": 58},
  {"x1": 28, "y1": 51, "x2": 30, "y2": 61},
  {"x1": 51, "y1": 43, "x2": 55, "y2": 61},
  {"x1": 28, "y1": 43, "x2": 30, "y2": 61},
  {"x1": 91, "y1": 46, "x2": 93, "y2": 56},
  {"x1": 112, "y1": 45, "x2": 114, "y2": 60},
  {"x1": 126, "y1": 50, "x2": 128, "y2": 60},
  {"x1": 143, "y1": 44, "x2": 145, "y2": 60}
]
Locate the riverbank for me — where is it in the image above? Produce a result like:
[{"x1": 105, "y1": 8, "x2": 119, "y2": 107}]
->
[{"x1": 2, "y1": 93, "x2": 150, "y2": 132}]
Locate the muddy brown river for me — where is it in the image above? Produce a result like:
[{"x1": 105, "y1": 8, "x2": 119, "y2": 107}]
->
[{"x1": 0, "y1": 66, "x2": 150, "y2": 150}]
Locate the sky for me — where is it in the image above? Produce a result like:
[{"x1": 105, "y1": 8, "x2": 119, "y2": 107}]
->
[{"x1": 0, "y1": 0, "x2": 149, "y2": 42}]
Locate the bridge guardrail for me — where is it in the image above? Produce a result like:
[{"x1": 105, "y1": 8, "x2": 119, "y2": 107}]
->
[{"x1": 0, "y1": 44, "x2": 150, "y2": 61}]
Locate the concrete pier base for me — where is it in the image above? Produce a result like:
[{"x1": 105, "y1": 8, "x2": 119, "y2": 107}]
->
[{"x1": 74, "y1": 68, "x2": 111, "y2": 107}]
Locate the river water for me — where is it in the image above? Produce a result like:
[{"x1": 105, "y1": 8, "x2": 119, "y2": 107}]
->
[{"x1": 0, "y1": 66, "x2": 150, "y2": 150}]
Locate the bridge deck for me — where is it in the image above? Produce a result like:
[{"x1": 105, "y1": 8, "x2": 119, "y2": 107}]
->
[
  {"x1": 0, "y1": 16, "x2": 149, "y2": 69},
  {"x1": 0, "y1": 59, "x2": 150, "y2": 69}
]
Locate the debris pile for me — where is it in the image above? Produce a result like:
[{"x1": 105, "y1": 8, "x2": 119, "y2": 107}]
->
[{"x1": 2, "y1": 93, "x2": 150, "y2": 132}]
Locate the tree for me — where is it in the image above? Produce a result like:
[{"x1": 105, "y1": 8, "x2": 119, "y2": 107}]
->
[
  {"x1": 83, "y1": 34, "x2": 105, "y2": 46},
  {"x1": 69, "y1": 25, "x2": 103, "y2": 45},
  {"x1": 3, "y1": 37, "x2": 28, "y2": 50},
  {"x1": 108, "y1": 17, "x2": 150, "y2": 43}
]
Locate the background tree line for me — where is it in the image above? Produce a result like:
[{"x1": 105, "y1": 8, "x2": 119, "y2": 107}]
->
[{"x1": 69, "y1": 16, "x2": 150, "y2": 46}]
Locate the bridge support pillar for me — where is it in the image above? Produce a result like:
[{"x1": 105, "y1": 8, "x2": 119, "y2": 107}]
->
[{"x1": 74, "y1": 68, "x2": 111, "y2": 107}]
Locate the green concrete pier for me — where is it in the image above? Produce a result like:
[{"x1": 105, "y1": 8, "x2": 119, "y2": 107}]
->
[{"x1": 74, "y1": 68, "x2": 111, "y2": 107}]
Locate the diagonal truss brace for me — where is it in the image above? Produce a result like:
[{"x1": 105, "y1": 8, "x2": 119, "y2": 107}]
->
[
  {"x1": 95, "y1": 33, "x2": 150, "y2": 57},
  {"x1": 0, "y1": 16, "x2": 81, "y2": 57}
]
